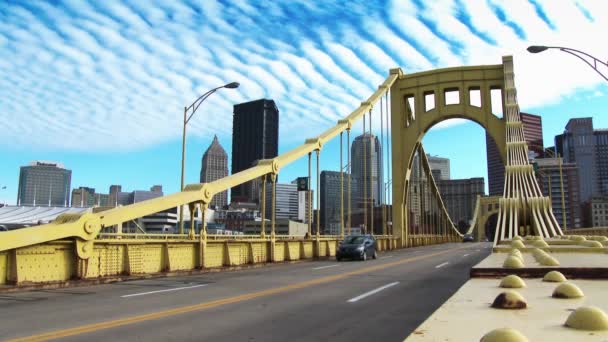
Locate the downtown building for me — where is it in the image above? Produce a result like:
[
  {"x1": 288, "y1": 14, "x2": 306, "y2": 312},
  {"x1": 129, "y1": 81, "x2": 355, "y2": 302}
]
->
[
  {"x1": 319, "y1": 172, "x2": 360, "y2": 234},
  {"x1": 200, "y1": 135, "x2": 229, "y2": 209},
  {"x1": 437, "y1": 178, "x2": 485, "y2": 232},
  {"x1": 320, "y1": 171, "x2": 347, "y2": 235},
  {"x1": 486, "y1": 112, "x2": 543, "y2": 196},
  {"x1": 293, "y1": 177, "x2": 313, "y2": 224},
  {"x1": 231, "y1": 99, "x2": 279, "y2": 204},
  {"x1": 71, "y1": 187, "x2": 109, "y2": 207},
  {"x1": 410, "y1": 153, "x2": 484, "y2": 232},
  {"x1": 588, "y1": 197, "x2": 608, "y2": 227},
  {"x1": 112, "y1": 185, "x2": 177, "y2": 233},
  {"x1": 351, "y1": 133, "x2": 384, "y2": 209},
  {"x1": 427, "y1": 155, "x2": 450, "y2": 180},
  {"x1": 17, "y1": 161, "x2": 71, "y2": 207},
  {"x1": 534, "y1": 157, "x2": 581, "y2": 229},
  {"x1": 263, "y1": 183, "x2": 299, "y2": 221},
  {"x1": 555, "y1": 118, "x2": 608, "y2": 226}
]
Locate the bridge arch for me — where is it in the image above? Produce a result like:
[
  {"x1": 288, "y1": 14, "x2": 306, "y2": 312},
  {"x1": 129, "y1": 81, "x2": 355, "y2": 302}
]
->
[{"x1": 390, "y1": 63, "x2": 508, "y2": 246}]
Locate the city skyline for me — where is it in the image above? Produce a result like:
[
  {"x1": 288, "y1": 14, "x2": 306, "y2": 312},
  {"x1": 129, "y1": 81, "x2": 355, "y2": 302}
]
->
[{"x1": 1, "y1": 1, "x2": 608, "y2": 206}]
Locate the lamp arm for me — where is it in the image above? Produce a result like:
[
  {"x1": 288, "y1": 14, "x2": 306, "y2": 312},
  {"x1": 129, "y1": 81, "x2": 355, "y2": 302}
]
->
[
  {"x1": 185, "y1": 89, "x2": 219, "y2": 124},
  {"x1": 555, "y1": 47, "x2": 608, "y2": 82}
]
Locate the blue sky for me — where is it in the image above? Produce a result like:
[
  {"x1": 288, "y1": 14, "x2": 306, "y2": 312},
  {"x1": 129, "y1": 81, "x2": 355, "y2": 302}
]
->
[{"x1": 1, "y1": 0, "x2": 608, "y2": 205}]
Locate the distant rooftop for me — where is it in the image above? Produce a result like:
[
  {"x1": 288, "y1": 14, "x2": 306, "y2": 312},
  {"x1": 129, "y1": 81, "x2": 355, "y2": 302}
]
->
[
  {"x1": 0, "y1": 205, "x2": 90, "y2": 229},
  {"x1": 27, "y1": 160, "x2": 65, "y2": 169}
]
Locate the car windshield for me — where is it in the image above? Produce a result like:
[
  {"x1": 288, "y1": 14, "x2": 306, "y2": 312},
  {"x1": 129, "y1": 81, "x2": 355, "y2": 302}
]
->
[{"x1": 343, "y1": 236, "x2": 365, "y2": 244}]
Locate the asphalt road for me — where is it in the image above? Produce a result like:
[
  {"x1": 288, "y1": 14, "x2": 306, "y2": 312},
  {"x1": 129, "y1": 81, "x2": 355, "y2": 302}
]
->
[{"x1": 0, "y1": 242, "x2": 491, "y2": 342}]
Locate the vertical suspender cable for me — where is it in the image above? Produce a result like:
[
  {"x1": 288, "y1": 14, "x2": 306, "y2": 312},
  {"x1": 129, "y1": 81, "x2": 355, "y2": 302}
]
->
[
  {"x1": 340, "y1": 132, "x2": 344, "y2": 238},
  {"x1": 363, "y1": 112, "x2": 367, "y2": 234},
  {"x1": 271, "y1": 174, "x2": 276, "y2": 238},
  {"x1": 261, "y1": 174, "x2": 267, "y2": 238},
  {"x1": 308, "y1": 152, "x2": 312, "y2": 236},
  {"x1": 380, "y1": 96, "x2": 385, "y2": 235},
  {"x1": 385, "y1": 92, "x2": 391, "y2": 234},
  {"x1": 316, "y1": 149, "x2": 321, "y2": 237},
  {"x1": 348, "y1": 129, "x2": 352, "y2": 236},
  {"x1": 369, "y1": 108, "x2": 374, "y2": 235}
]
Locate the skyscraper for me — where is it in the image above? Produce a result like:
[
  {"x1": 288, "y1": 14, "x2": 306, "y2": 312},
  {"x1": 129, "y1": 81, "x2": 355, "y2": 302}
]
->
[
  {"x1": 200, "y1": 135, "x2": 229, "y2": 209},
  {"x1": 594, "y1": 129, "x2": 608, "y2": 195},
  {"x1": 293, "y1": 177, "x2": 313, "y2": 224},
  {"x1": 72, "y1": 187, "x2": 109, "y2": 207},
  {"x1": 320, "y1": 171, "x2": 343, "y2": 234},
  {"x1": 351, "y1": 134, "x2": 383, "y2": 208},
  {"x1": 437, "y1": 178, "x2": 485, "y2": 231},
  {"x1": 108, "y1": 185, "x2": 122, "y2": 207},
  {"x1": 231, "y1": 99, "x2": 279, "y2": 203},
  {"x1": 521, "y1": 113, "x2": 544, "y2": 159},
  {"x1": 486, "y1": 112, "x2": 543, "y2": 195},
  {"x1": 71, "y1": 187, "x2": 95, "y2": 207},
  {"x1": 427, "y1": 155, "x2": 450, "y2": 180},
  {"x1": 263, "y1": 183, "x2": 298, "y2": 221},
  {"x1": 561, "y1": 118, "x2": 596, "y2": 203},
  {"x1": 534, "y1": 158, "x2": 581, "y2": 229},
  {"x1": 17, "y1": 161, "x2": 71, "y2": 206}
]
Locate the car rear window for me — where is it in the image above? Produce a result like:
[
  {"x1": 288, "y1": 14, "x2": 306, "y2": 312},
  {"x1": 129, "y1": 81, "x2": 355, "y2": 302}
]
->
[{"x1": 344, "y1": 236, "x2": 365, "y2": 244}]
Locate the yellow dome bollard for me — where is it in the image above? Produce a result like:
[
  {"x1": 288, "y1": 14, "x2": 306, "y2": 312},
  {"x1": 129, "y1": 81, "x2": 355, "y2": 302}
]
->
[
  {"x1": 499, "y1": 275, "x2": 526, "y2": 288},
  {"x1": 480, "y1": 328, "x2": 529, "y2": 342},
  {"x1": 510, "y1": 240, "x2": 525, "y2": 249},
  {"x1": 532, "y1": 240, "x2": 549, "y2": 248},
  {"x1": 503, "y1": 256, "x2": 524, "y2": 268},
  {"x1": 543, "y1": 271, "x2": 567, "y2": 282},
  {"x1": 565, "y1": 306, "x2": 608, "y2": 331},
  {"x1": 552, "y1": 282, "x2": 584, "y2": 299},
  {"x1": 491, "y1": 291, "x2": 527, "y2": 309}
]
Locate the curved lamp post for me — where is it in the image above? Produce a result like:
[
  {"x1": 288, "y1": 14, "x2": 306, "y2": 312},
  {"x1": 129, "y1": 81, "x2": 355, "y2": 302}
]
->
[
  {"x1": 527, "y1": 45, "x2": 608, "y2": 82},
  {"x1": 179, "y1": 82, "x2": 240, "y2": 234}
]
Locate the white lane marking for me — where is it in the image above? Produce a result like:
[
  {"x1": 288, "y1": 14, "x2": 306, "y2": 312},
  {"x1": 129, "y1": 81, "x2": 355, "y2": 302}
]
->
[
  {"x1": 475, "y1": 249, "x2": 481, "y2": 252},
  {"x1": 435, "y1": 262, "x2": 449, "y2": 269},
  {"x1": 312, "y1": 264, "x2": 340, "y2": 270},
  {"x1": 380, "y1": 256, "x2": 393, "y2": 259},
  {"x1": 347, "y1": 282, "x2": 400, "y2": 303},
  {"x1": 463, "y1": 254, "x2": 470, "y2": 257},
  {"x1": 121, "y1": 284, "x2": 208, "y2": 298}
]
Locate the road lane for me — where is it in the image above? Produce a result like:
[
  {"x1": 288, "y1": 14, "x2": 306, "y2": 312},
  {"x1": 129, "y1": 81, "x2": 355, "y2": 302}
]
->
[
  {"x1": 120, "y1": 284, "x2": 209, "y2": 298},
  {"x1": 347, "y1": 281, "x2": 400, "y2": 303},
  {"x1": 0, "y1": 242, "x2": 490, "y2": 342},
  {"x1": 312, "y1": 264, "x2": 340, "y2": 270}
]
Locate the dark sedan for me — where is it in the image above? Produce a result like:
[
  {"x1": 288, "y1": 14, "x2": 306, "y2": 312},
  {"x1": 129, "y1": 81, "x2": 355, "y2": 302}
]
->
[{"x1": 336, "y1": 235, "x2": 377, "y2": 261}]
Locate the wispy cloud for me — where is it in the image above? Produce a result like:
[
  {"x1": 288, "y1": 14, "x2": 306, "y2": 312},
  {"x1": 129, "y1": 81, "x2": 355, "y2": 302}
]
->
[{"x1": 0, "y1": 0, "x2": 606, "y2": 151}]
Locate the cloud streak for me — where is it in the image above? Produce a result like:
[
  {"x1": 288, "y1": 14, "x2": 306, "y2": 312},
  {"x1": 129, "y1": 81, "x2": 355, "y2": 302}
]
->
[{"x1": 0, "y1": 0, "x2": 606, "y2": 152}]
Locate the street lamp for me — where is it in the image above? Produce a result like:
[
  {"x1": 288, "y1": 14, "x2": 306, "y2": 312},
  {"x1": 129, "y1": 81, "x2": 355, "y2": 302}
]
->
[
  {"x1": 527, "y1": 45, "x2": 608, "y2": 82},
  {"x1": 178, "y1": 82, "x2": 240, "y2": 234}
]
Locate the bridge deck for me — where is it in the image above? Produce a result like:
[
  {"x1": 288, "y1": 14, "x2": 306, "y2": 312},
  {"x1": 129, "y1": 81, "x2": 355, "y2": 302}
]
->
[
  {"x1": 471, "y1": 238, "x2": 608, "y2": 278},
  {"x1": 405, "y1": 277, "x2": 608, "y2": 341}
]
